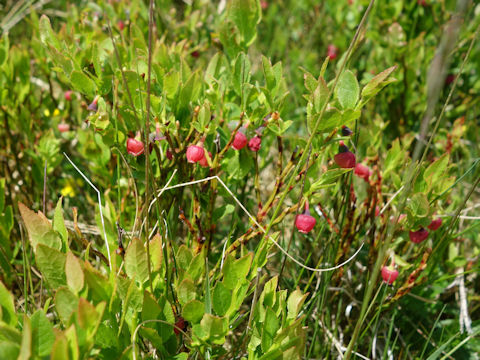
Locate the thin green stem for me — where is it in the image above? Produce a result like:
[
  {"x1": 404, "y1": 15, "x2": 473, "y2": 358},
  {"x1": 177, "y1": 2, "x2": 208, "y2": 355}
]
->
[
  {"x1": 344, "y1": 6, "x2": 478, "y2": 359},
  {"x1": 144, "y1": 0, "x2": 155, "y2": 294},
  {"x1": 257, "y1": 0, "x2": 376, "y2": 266}
]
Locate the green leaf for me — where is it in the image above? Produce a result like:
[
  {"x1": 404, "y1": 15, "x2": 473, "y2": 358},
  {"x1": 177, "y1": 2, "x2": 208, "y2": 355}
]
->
[
  {"x1": 0, "y1": 341, "x2": 19, "y2": 359},
  {"x1": 176, "y1": 245, "x2": 193, "y2": 271},
  {"x1": 223, "y1": 150, "x2": 253, "y2": 180},
  {"x1": 383, "y1": 139, "x2": 404, "y2": 177},
  {"x1": 261, "y1": 307, "x2": 280, "y2": 352},
  {"x1": 309, "y1": 168, "x2": 351, "y2": 192},
  {"x1": 179, "y1": 72, "x2": 202, "y2": 109},
  {"x1": 233, "y1": 52, "x2": 251, "y2": 97},
  {"x1": 65, "y1": 252, "x2": 84, "y2": 293},
  {"x1": 212, "y1": 281, "x2": 231, "y2": 316},
  {"x1": 18, "y1": 203, "x2": 62, "y2": 251},
  {"x1": 303, "y1": 72, "x2": 318, "y2": 93},
  {"x1": 313, "y1": 78, "x2": 329, "y2": 113},
  {"x1": 70, "y1": 71, "x2": 96, "y2": 97},
  {"x1": 227, "y1": 0, "x2": 262, "y2": 47},
  {"x1": 18, "y1": 315, "x2": 32, "y2": 360},
  {"x1": 204, "y1": 257, "x2": 211, "y2": 315},
  {"x1": 187, "y1": 252, "x2": 205, "y2": 282},
  {"x1": 194, "y1": 314, "x2": 228, "y2": 343},
  {"x1": 212, "y1": 204, "x2": 235, "y2": 222},
  {"x1": 64, "y1": 325, "x2": 79, "y2": 359},
  {"x1": 195, "y1": 103, "x2": 211, "y2": 133},
  {"x1": 311, "y1": 107, "x2": 342, "y2": 133},
  {"x1": 175, "y1": 352, "x2": 189, "y2": 360},
  {"x1": 424, "y1": 154, "x2": 449, "y2": 186},
  {"x1": 117, "y1": 277, "x2": 143, "y2": 314},
  {"x1": 91, "y1": 43, "x2": 102, "y2": 79},
  {"x1": 54, "y1": 287, "x2": 79, "y2": 324},
  {"x1": 177, "y1": 279, "x2": 196, "y2": 306},
  {"x1": 142, "y1": 294, "x2": 175, "y2": 340},
  {"x1": 83, "y1": 261, "x2": 112, "y2": 302},
  {"x1": 140, "y1": 292, "x2": 173, "y2": 346},
  {"x1": 149, "y1": 234, "x2": 163, "y2": 273},
  {"x1": 142, "y1": 291, "x2": 162, "y2": 324},
  {"x1": 53, "y1": 198, "x2": 68, "y2": 248},
  {"x1": 51, "y1": 334, "x2": 69, "y2": 360},
  {"x1": 0, "y1": 323, "x2": 21, "y2": 343},
  {"x1": 39, "y1": 15, "x2": 61, "y2": 50},
  {"x1": 205, "y1": 53, "x2": 223, "y2": 84},
  {"x1": 407, "y1": 193, "x2": 430, "y2": 218},
  {"x1": 223, "y1": 252, "x2": 253, "y2": 290},
  {"x1": 36, "y1": 244, "x2": 67, "y2": 289},
  {"x1": 253, "y1": 233, "x2": 277, "y2": 270},
  {"x1": 94, "y1": 321, "x2": 118, "y2": 349},
  {"x1": 121, "y1": 70, "x2": 144, "y2": 99},
  {"x1": 183, "y1": 300, "x2": 205, "y2": 324},
  {"x1": 125, "y1": 238, "x2": 149, "y2": 284},
  {"x1": 361, "y1": 66, "x2": 397, "y2": 99},
  {"x1": 0, "y1": 179, "x2": 5, "y2": 213},
  {"x1": 287, "y1": 289, "x2": 308, "y2": 320},
  {"x1": 341, "y1": 108, "x2": 362, "y2": 125},
  {"x1": 0, "y1": 281, "x2": 16, "y2": 326},
  {"x1": 48, "y1": 47, "x2": 74, "y2": 77},
  {"x1": 335, "y1": 70, "x2": 359, "y2": 109},
  {"x1": 77, "y1": 298, "x2": 105, "y2": 341},
  {"x1": 262, "y1": 56, "x2": 276, "y2": 92},
  {"x1": 0, "y1": 36, "x2": 7, "y2": 67},
  {"x1": 31, "y1": 310, "x2": 55, "y2": 357},
  {"x1": 260, "y1": 276, "x2": 278, "y2": 309}
]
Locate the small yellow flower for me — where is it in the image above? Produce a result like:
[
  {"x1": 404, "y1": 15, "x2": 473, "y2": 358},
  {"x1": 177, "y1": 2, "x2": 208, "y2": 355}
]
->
[
  {"x1": 44, "y1": 109, "x2": 51, "y2": 117},
  {"x1": 60, "y1": 184, "x2": 75, "y2": 197},
  {"x1": 60, "y1": 178, "x2": 81, "y2": 197},
  {"x1": 53, "y1": 109, "x2": 60, "y2": 116}
]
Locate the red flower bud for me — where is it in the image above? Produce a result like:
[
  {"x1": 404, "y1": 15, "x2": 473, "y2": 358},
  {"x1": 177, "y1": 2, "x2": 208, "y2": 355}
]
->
[
  {"x1": 409, "y1": 228, "x2": 429, "y2": 244},
  {"x1": 58, "y1": 123, "x2": 70, "y2": 133},
  {"x1": 64, "y1": 90, "x2": 73, "y2": 101},
  {"x1": 445, "y1": 74, "x2": 455, "y2": 85},
  {"x1": 186, "y1": 145, "x2": 205, "y2": 163},
  {"x1": 174, "y1": 317, "x2": 186, "y2": 335},
  {"x1": 327, "y1": 44, "x2": 338, "y2": 60},
  {"x1": 354, "y1": 163, "x2": 371, "y2": 181},
  {"x1": 381, "y1": 266, "x2": 399, "y2": 285},
  {"x1": 428, "y1": 218, "x2": 442, "y2": 231},
  {"x1": 127, "y1": 137, "x2": 144, "y2": 156},
  {"x1": 248, "y1": 136, "x2": 262, "y2": 152},
  {"x1": 232, "y1": 131, "x2": 248, "y2": 150},
  {"x1": 199, "y1": 151, "x2": 212, "y2": 168},
  {"x1": 295, "y1": 209, "x2": 316, "y2": 234},
  {"x1": 334, "y1": 141, "x2": 356, "y2": 168},
  {"x1": 117, "y1": 20, "x2": 125, "y2": 31}
]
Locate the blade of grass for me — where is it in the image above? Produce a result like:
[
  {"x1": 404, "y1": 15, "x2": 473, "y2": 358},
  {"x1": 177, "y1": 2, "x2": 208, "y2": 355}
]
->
[
  {"x1": 420, "y1": 304, "x2": 447, "y2": 358},
  {"x1": 144, "y1": 0, "x2": 155, "y2": 295},
  {"x1": 345, "y1": 8, "x2": 478, "y2": 359}
]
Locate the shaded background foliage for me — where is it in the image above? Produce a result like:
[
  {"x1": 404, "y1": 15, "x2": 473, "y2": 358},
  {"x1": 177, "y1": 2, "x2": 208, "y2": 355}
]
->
[{"x1": 0, "y1": 0, "x2": 479, "y2": 359}]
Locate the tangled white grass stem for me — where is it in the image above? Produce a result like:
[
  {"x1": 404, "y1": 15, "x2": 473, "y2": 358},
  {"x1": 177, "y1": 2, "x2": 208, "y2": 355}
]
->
[
  {"x1": 63, "y1": 152, "x2": 112, "y2": 270},
  {"x1": 152, "y1": 174, "x2": 364, "y2": 273}
]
